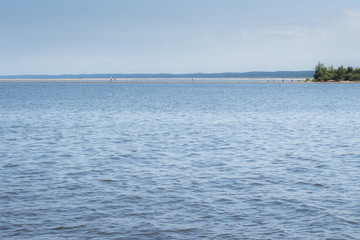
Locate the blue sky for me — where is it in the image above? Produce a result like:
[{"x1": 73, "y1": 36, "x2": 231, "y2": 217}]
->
[{"x1": 1, "y1": 0, "x2": 360, "y2": 74}]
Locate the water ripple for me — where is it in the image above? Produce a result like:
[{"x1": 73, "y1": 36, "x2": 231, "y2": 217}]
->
[{"x1": 1, "y1": 83, "x2": 360, "y2": 239}]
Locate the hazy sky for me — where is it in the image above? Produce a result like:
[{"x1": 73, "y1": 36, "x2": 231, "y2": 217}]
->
[{"x1": 1, "y1": 0, "x2": 360, "y2": 74}]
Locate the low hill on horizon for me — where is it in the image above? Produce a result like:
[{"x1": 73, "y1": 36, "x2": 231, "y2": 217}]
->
[{"x1": 0, "y1": 71, "x2": 314, "y2": 79}]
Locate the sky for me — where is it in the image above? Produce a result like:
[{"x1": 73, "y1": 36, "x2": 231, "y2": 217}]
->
[{"x1": 1, "y1": 0, "x2": 360, "y2": 75}]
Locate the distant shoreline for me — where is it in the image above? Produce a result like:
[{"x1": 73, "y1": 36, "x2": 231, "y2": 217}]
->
[
  {"x1": 0, "y1": 71, "x2": 314, "y2": 80},
  {"x1": 0, "y1": 77, "x2": 309, "y2": 83},
  {"x1": 1, "y1": 77, "x2": 359, "y2": 83}
]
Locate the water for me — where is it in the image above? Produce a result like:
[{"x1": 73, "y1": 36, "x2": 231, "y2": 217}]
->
[{"x1": 1, "y1": 82, "x2": 360, "y2": 239}]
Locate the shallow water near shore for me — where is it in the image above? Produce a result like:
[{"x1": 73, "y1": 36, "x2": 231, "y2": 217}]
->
[{"x1": 1, "y1": 82, "x2": 360, "y2": 239}]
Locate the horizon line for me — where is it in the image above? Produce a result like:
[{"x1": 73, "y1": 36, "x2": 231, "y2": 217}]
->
[{"x1": 0, "y1": 70, "x2": 314, "y2": 77}]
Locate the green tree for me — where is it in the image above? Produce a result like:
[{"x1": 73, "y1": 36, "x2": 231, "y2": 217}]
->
[
  {"x1": 345, "y1": 72, "x2": 353, "y2": 81},
  {"x1": 314, "y1": 63, "x2": 359, "y2": 82},
  {"x1": 347, "y1": 66, "x2": 354, "y2": 74},
  {"x1": 334, "y1": 65, "x2": 346, "y2": 81},
  {"x1": 352, "y1": 73, "x2": 360, "y2": 81},
  {"x1": 328, "y1": 65, "x2": 336, "y2": 81},
  {"x1": 353, "y1": 68, "x2": 360, "y2": 81},
  {"x1": 314, "y1": 62, "x2": 329, "y2": 81},
  {"x1": 355, "y1": 67, "x2": 360, "y2": 75}
]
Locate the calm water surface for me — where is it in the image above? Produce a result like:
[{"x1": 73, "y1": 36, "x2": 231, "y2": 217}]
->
[{"x1": 1, "y1": 83, "x2": 360, "y2": 239}]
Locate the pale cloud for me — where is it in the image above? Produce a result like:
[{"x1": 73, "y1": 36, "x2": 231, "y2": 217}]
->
[
  {"x1": 261, "y1": 28, "x2": 306, "y2": 38},
  {"x1": 344, "y1": 10, "x2": 360, "y2": 28},
  {"x1": 258, "y1": 27, "x2": 328, "y2": 40},
  {"x1": 316, "y1": 30, "x2": 327, "y2": 37}
]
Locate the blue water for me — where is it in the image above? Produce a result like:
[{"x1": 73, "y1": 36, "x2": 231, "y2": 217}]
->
[{"x1": 1, "y1": 82, "x2": 360, "y2": 239}]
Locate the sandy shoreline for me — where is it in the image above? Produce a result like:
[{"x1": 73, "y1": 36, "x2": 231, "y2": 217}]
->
[
  {"x1": 0, "y1": 78, "x2": 357, "y2": 83},
  {"x1": 0, "y1": 77, "x2": 308, "y2": 83}
]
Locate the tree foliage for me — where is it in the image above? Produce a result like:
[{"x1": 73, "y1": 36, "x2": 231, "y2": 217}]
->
[{"x1": 313, "y1": 63, "x2": 360, "y2": 82}]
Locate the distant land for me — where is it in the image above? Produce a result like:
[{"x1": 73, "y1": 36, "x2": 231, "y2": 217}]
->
[{"x1": 0, "y1": 71, "x2": 314, "y2": 79}]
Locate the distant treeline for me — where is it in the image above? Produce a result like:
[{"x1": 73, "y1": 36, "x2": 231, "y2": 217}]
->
[
  {"x1": 313, "y1": 63, "x2": 360, "y2": 82},
  {"x1": 0, "y1": 71, "x2": 314, "y2": 79}
]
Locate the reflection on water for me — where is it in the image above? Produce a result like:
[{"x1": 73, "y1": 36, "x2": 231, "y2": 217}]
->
[{"x1": 1, "y1": 82, "x2": 360, "y2": 239}]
